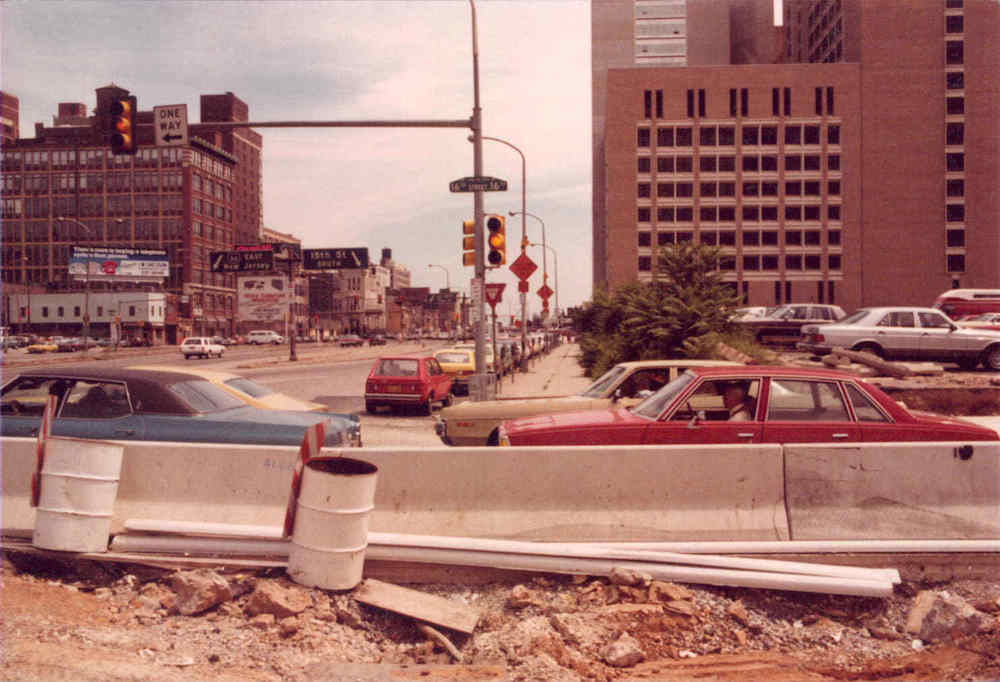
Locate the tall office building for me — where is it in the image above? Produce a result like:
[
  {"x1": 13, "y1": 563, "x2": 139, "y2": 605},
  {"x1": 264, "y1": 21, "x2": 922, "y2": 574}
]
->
[{"x1": 593, "y1": 0, "x2": 999, "y2": 310}]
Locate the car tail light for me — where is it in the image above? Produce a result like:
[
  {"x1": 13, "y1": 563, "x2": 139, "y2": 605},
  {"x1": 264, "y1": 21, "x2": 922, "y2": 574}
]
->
[{"x1": 813, "y1": 333, "x2": 825, "y2": 342}]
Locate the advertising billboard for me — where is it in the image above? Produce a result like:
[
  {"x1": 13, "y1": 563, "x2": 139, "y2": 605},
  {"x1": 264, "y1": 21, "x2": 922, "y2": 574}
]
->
[
  {"x1": 70, "y1": 247, "x2": 169, "y2": 283},
  {"x1": 237, "y1": 275, "x2": 289, "y2": 322}
]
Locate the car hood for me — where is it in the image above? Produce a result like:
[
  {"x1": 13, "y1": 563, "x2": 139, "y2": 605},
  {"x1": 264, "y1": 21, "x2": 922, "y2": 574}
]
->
[
  {"x1": 909, "y1": 410, "x2": 1000, "y2": 435},
  {"x1": 504, "y1": 407, "x2": 641, "y2": 434},
  {"x1": 442, "y1": 395, "x2": 607, "y2": 420}
]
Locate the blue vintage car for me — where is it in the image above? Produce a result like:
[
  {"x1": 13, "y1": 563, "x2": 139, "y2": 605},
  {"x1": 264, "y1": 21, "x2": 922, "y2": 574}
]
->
[{"x1": 1, "y1": 367, "x2": 359, "y2": 448}]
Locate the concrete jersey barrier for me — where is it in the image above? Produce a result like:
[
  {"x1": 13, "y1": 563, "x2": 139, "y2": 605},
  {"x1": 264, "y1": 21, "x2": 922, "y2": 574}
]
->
[{"x1": 3, "y1": 438, "x2": 998, "y2": 542}]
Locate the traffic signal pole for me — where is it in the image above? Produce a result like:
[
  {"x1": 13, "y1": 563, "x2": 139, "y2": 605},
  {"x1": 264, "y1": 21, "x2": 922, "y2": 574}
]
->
[{"x1": 470, "y1": 0, "x2": 489, "y2": 401}]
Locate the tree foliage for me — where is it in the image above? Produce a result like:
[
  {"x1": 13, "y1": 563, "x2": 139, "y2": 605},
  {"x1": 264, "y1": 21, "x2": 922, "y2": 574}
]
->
[{"x1": 574, "y1": 243, "x2": 739, "y2": 377}]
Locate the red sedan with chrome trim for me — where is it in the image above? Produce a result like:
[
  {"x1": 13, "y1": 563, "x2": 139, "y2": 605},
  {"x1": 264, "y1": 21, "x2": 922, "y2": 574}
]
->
[
  {"x1": 498, "y1": 366, "x2": 998, "y2": 446},
  {"x1": 364, "y1": 356, "x2": 453, "y2": 415}
]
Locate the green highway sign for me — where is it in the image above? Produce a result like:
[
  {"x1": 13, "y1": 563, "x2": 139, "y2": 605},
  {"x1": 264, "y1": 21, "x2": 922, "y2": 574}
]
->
[{"x1": 449, "y1": 176, "x2": 508, "y2": 192}]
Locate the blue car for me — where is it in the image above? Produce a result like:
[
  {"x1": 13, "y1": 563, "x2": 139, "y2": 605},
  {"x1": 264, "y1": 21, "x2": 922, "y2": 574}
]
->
[{"x1": 1, "y1": 367, "x2": 359, "y2": 448}]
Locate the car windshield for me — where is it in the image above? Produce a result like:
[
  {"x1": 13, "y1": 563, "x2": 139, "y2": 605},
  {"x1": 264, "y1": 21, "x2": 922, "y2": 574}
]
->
[
  {"x1": 168, "y1": 380, "x2": 247, "y2": 413},
  {"x1": 375, "y1": 359, "x2": 419, "y2": 377},
  {"x1": 580, "y1": 365, "x2": 628, "y2": 398},
  {"x1": 631, "y1": 371, "x2": 696, "y2": 419},
  {"x1": 436, "y1": 352, "x2": 470, "y2": 364},
  {"x1": 225, "y1": 378, "x2": 277, "y2": 398}
]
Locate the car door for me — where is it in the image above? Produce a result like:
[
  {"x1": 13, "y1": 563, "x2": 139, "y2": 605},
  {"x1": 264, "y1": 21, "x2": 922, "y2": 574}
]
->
[
  {"x1": 916, "y1": 310, "x2": 965, "y2": 362},
  {"x1": 57, "y1": 380, "x2": 146, "y2": 440},
  {"x1": 761, "y1": 378, "x2": 860, "y2": 443},
  {"x1": 642, "y1": 378, "x2": 763, "y2": 445},
  {"x1": 873, "y1": 310, "x2": 922, "y2": 359}
]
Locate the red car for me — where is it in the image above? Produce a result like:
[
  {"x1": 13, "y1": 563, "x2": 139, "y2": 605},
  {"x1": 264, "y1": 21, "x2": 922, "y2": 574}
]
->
[
  {"x1": 498, "y1": 366, "x2": 999, "y2": 446},
  {"x1": 364, "y1": 356, "x2": 454, "y2": 415}
]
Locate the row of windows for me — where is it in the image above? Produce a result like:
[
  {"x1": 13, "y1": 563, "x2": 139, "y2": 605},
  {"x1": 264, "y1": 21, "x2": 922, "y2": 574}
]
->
[
  {"x1": 638, "y1": 124, "x2": 840, "y2": 148},
  {"x1": 639, "y1": 253, "x2": 842, "y2": 272},
  {"x1": 3, "y1": 171, "x2": 186, "y2": 194},
  {"x1": 639, "y1": 228, "x2": 841, "y2": 248},
  {"x1": 639, "y1": 154, "x2": 840, "y2": 174},
  {"x1": 3, "y1": 218, "x2": 186, "y2": 243},
  {"x1": 2, "y1": 147, "x2": 186, "y2": 171},
  {"x1": 644, "y1": 87, "x2": 838, "y2": 119},
  {"x1": 638, "y1": 204, "x2": 842, "y2": 223},
  {"x1": 639, "y1": 180, "x2": 842, "y2": 199}
]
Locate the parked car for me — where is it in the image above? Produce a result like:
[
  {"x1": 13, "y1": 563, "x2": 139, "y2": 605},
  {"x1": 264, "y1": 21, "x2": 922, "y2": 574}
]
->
[
  {"x1": 364, "y1": 355, "x2": 453, "y2": 415},
  {"x1": 737, "y1": 303, "x2": 847, "y2": 344},
  {"x1": 432, "y1": 347, "x2": 477, "y2": 396},
  {"x1": 797, "y1": 307, "x2": 1000, "y2": 370},
  {"x1": 130, "y1": 365, "x2": 361, "y2": 446},
  {"x1": 56, "y1": 337, "x2": 86, "y2": 352},
  {"x1": 932, "y1": 288, "x2": 1000, "y2": 320},
  {"x1": 26, "y1": 339, "x2": 59, "y2": 354},
  {"x1": 368, "y1": 334, "x2": 387, "y2": 346},
  {"x1": 179, "y1": 336, "x2": 225, "y2": 359},
  {"x1": 957, "y1": 313, "x2": 1000, "y2": 332},
  {"x1": 437, "y1": 359, "x2": 742, "y2": 446},
  {"x1": 497, "y1": 366, "x2": 999, "y2": 447},
  {"x1": 246, "y1": 330, "x2": 284, "y2": 345},
  {"x1": 338, "y1": 334, "x2": 365, "y2": 347},
  {"x1": 1, "y1": 367, "x2": 357, "y2": 448},
  {"x1": 730, "y1": 306, "x2": 771, "y2": 321},
  {"x1": 2, "y1": 335, "x2": 30, "y2": 349}
]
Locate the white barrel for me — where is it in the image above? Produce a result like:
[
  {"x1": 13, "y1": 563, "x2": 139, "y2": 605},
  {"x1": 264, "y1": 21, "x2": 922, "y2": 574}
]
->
[
  {"x1": 287, "y1": 457, "x2": 378, "y2": 590},
  {"x1": 32, "y1": 437, "x2": 124, "y2": 553}
]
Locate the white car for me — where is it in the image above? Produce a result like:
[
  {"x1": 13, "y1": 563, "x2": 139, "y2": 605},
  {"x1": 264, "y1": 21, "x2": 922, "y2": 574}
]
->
[
  {"x1": 797, "y1": 306, "x2": 1000, "y2": 371},
  {"x1": 180, "y1": 337, "x2": 225, "y2": 359},
  {"x1": 247, "y1": 330, "x2": 284, "y2": 345}
]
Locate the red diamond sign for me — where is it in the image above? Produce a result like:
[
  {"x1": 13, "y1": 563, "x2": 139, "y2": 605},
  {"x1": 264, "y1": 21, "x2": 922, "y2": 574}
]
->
[
  {"x1": 509, "y1": 253, "x2": 537, "y2": 281},
  {"x1": 537, "y1": 284, "x2": 553, "y2": 300}
]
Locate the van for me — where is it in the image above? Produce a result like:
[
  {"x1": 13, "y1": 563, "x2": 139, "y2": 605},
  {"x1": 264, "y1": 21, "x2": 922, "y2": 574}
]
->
[
  {"x1": 247, "y1": 330, "x2": 284, "y2": 345},
  {"x1": 932, "y1": 289, "x2": 1000, "y2": 319}
]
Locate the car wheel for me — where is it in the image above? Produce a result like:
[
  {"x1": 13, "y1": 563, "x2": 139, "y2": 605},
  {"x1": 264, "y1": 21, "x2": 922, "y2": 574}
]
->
[
  {"x1": 422, "y1": 398, "x2": 433, "y2": 416},
  {"x1": 957, "y1": 357, "x2": 980, "y2": 371},
  {"x1": 854, "y1": 342, "x2": 883, "y2": 358},
  {"x1": 184, "y1": 354, "x2": 190, "y2": 360},
  {"x1": 365, "y1": 401, "x2": 377, "y2": 414},
  {"x1": 984, "y1": 345, "x2": 1000, "y2": 371},
  {"x1": 442, "y1": 391, "x2": 453, "y2": 408}
]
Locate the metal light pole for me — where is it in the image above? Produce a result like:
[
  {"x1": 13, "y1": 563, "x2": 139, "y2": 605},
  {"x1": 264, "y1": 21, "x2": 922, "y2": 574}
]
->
[
  {"x1": 510, "y1": 211, "x2": 548, "y2": 321},
  {"x1": 427, "y1": 263, "x2": 450, "y2": 291},
  {"x1": 21, "y1": 255, "x2": 30, "y2": 335},
  {"x1": 57, "y1": 216, "x2": 94, "y2": 349},
  {"x1": 481, "y1": 135, "x2": 528, "y2": 368},
  {"x1": 529, "y1": 241, "x2": 559, "y2": 324}
]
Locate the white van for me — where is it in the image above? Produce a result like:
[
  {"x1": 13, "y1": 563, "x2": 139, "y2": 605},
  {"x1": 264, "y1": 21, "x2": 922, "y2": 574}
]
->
[{"x1": 247, "y1": 330, "x2": 284, "y2": 345}]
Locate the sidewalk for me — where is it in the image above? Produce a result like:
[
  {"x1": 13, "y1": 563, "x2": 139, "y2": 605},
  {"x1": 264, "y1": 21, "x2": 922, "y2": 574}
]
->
[{"x1": 497, "y1": 342, "x2": 592, "y2": 398}]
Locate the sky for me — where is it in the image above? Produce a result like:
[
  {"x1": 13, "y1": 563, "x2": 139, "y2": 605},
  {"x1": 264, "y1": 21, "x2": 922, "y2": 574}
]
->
[{"x1": 1, "y1": 0, "x2": 593, "y2": 318}]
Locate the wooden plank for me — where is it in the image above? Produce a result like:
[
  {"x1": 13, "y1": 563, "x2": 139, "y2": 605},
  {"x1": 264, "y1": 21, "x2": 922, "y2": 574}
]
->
[{"x1": 354, "y1": 578, "x2": 480, "y2": 634}]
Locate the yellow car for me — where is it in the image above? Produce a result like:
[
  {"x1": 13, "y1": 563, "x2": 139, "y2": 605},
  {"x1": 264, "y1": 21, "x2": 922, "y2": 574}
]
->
[
  {"x1": 26, "y1": 339, "x2": 59, "y2": 354},
  {"x1": 130, "y1": 365, "x2": 326, "y2": 412},
  {"x1": 433, "y1": 347, "x2": 477, "y2": 396}
]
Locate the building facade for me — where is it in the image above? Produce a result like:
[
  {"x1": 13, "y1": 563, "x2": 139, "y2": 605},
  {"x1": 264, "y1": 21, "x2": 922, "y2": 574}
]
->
[
  {"x1": 593, "y1": 0, "x2": 999, "y2": 310},
  {"x1": 0, "y1": 85, "x2": 262, "y2": 341}
]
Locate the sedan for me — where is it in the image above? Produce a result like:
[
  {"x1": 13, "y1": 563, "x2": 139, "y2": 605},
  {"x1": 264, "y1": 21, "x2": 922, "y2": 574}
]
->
[
  {"x1": 957, "y1": 313, "x2": 1000, "y2": 332},
  {"x1": 437, "y1": 359, "x2": 741, "y2": 446},
  {"x1": 338, "y1": 334, "x2": 365, "y2": 347},
  {"x1": 498, "y1": 366, "x2": 999, "y2": 447},
  {"x1": 737, "y1": 303, "x2": 846, "y2": 344},
  {"x1": 26, "y1": 339, "x2": 59, "y2": 354},
  {"x1": 364, "y1": 356, "x2": 453, "y2": 415},
  {"x1": 797, "y1": 307, "x2": 1000, "y2": 370},
  {"x1": 1, "y1": 367, "x2": 356, "y2": 448}
]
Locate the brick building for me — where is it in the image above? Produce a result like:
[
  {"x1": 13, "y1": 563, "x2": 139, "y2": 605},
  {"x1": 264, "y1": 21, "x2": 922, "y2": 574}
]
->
[
  {"x1": 593, "y1": 0, "x2": 999, "y2": 311},
  {"x1": 0, "y1": 86, "x2": 263, "y2": 340}
]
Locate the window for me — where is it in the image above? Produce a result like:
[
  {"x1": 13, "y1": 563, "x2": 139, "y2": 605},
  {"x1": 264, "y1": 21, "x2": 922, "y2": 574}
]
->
[
  {"x1": 947, "y1": 179, "x2": 964, "y2": 197},
  {"x1": 804, "y1": 205, "x2": 821, "y2": 221},
  {"x1": 947, "y1": 97, "x2": 965, "y2": 115},
  {"x1": 719, "y1": 182, "x2": 735, "y2": 197},
  {"x1": 947, "y1": 254, "x2": 965, "y2": 272},
  {"x1": 700, "y1": 156, "x2": 717, "y2": 172},
  {"x1": 658, "y1": 182, "x2": 674, "y2": 198},
  {"x1": 700, "y1": 127, "x2": 716, "y2": 146},
  {"x1": 761, "y1": 126, "x2": 778, "y2": 145},
  {"x1": 785, "y1": 206, "x2": 802, "y2": 221},
  {"x1": 762, "y1": 230, "x2": 779, "y2": 245},
  {"x1": 657, "y1": 128, "x2": 674, "y2": 146},
  {"x1": 786, "y1": 181, "x2": 802, "y2": 196},
  {"x1": 845, "y1": 384, "x2": 888, "y2": 423},
  {"x1": 743, "y1": 182, "x2": 759, "y2": 197},
  {"x1": 827, "y1": 155, "x2": 840, "y2": 171},
  {"x1": 638, "y1": 129, "x2": 651, "y2": 147},
  {"x1": 657, "y1": 207, "x2": 674, "y2": 222},
  {"x1": 946, "y1": 15, "x2": 963, "y2": 33},
  {"x1": 947, "y1": 204, "x2": 965, "y2": 222},
  {"x1": 947, "y1": 153, "x2": 964, "y2": 172},
  {"x1": 762, "y1": 255, "x2": 779, "y2": 270},
  {"x1": 719, "y1": 126, "x2": 735, "y2": 145},
  {"x1": 718, "y1": 156, "x2": 736, "y2": 172},
  {"x1": 828, "y1": 205, "x2": 841, "y2": 220},
  {"x1": 638, "y1": 256, "x2": 652, "y2": 272},
  {"x1": 700, "y1": 230, "x2": 717, "y2": 245},
  {"x1": 786, "y1": 155, "x2": 801, "y2": 171},
  {"x1": 828, "y1": 229, "x2": 841, "y2": 245},
  {"x1": 762, "y1": 182, "x2": 778, "y2": 196},
  {"x1": 785, "y1": 126, "x2": 801, "y2": 145},
  {"x1": 700, "y1": 182, "x2": 716, "y2": 197},
  {"x1": 946, "y1": 40, "x2": 964, "y2": 65},
  {"x1": 638, "y1": 158, "x2": 651, "y2": 173},
  {"x1": 657, "y1": 157, "x2": 674, "y2": 173},
  {"x1": 761, "y1": 156, "x2": 778, "y2": 172},
  {"x1": 676, "y1": 207, "x2": 693, "y2": 221},
  {"x1": 700, "y1": 207, "x2": 717, "y2": 222},
  {"x1": 827, "y1": 181, "x2": 840, "y2": 196},
  {"x1": 761, "y1": 206, "x2": 778, "y2": 221},
  {"x1": 947, "y1": 72, "x2": 964, "y2": 90},
  {"x1": 947, "y1": 229, "x2": 965, "y2": 247},
  {"x1": 767, "y1": 380, "x2": 850, "y2": 422},
  {"x1": 719, "y1": 207, "x2": 735, "y2": 222},
  {"x1": 676, "y1": 127, "x2": 692, "y2": 146},
  {"x1": 658, "y1": 232, "x2": 674, "y2": 245},
  {"x1": 804, "y1": 155, "x2": 821, "y2": 171},
  {"x1": 946, "y1": 122, "x2": 964, "y2": 145},
  {"x1": 828, "y1": 254, "x2": 842, "y2": 270},
  {"x1": 742, "y1": 156, "x2": 759, "y2": 172},
  {"x1": 676, "y1": 156, "x2": 693, "y2": 172},
  {"x1": 743, "y1": 231, "x2": 760, "y2": 246},
  {"x1": 638, "y1": 232, "x2": 651, "y2": 247},
  {"x1": 786, "y1": 230, "x2": 802, "y2": 245},
  {"x1": 743, "y1": 255, "x2": 760, "y2": 270},
  {"x1": 804, "y1": 125, "x2": 821, "y2": 145},
  {"x1": 742, "y1": 126, "x2": 758, "y2": 145},
  {"x1": 638, "y1": 183, "x2": 651, "y2": 198},
  {"x1": 742, "y1": 206, "x2": 759, "y2": 221},
  {"x1": 827, "y1": 125, "x2": 840, "y2": 145},
  {"x1": 878, "y1": 311, "x2": 915, "y2": 327},
  {"x1": 638, "y1": 207, "x2": 651, "y2": 222},
  {"x1": 676, "y1": 182, "x2": 693, "y2": 197}
]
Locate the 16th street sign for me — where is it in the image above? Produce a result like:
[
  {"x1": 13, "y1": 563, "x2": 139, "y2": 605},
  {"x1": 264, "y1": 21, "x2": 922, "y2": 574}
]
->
[
  {"x1": 302, "y1": 247, "x2": 370, "y2": 270},
  {"x1": 449, "y1": 176, "x2": 508, "y2": 192}
]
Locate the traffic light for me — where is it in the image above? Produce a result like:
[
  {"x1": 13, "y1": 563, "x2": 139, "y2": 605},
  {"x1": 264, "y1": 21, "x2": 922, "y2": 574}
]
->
[
  {"x1": 462, "y1": 220, "x2": 476, "y2": 267},
  {"x1": 109, "y1": 97, "x2": 137, "y2": 155},
  {"x1": 486, "y1": 214, "x2": 506, "y2": 266}
]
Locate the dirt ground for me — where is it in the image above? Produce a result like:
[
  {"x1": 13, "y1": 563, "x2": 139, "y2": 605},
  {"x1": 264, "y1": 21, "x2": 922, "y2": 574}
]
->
[{"x1": 2, "y1": 549, "x2": 998, "y2": 682}]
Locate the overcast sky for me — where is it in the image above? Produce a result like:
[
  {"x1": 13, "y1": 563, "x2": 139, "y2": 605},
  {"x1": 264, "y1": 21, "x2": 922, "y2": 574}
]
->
[{"x1": 2, "y1": 0, "x2": 592, "y2": 317}]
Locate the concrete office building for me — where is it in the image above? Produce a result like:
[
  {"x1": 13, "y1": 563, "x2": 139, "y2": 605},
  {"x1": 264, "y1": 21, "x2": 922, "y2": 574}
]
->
[{"x1": 593, "y1": 0, "x2": 999, "y2": 310}]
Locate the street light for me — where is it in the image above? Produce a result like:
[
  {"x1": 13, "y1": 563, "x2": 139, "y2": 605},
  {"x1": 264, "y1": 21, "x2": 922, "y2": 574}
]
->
[
  {"x1": 510, "y1": 211, "x2": 550, "y2": 321},
  {"x1": 427, "y1": 263, "x2": 450, "y2": 291},
  {"x1": 528, "y1": 241, "x2": 559, "y2": 324},
  {"x1": 57, "y1": 216, "x2": 124, "y2": 349},
  {"x1": 478, "y1": 135, "x2": 529, "y2": 369}
]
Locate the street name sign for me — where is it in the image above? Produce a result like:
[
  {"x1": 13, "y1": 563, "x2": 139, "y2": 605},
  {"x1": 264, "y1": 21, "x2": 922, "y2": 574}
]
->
[
  {"x1": 210, "y1": 250, "x2": 274, "y2": 272},
  {"x1": 449, "y1": 176, "x2": 508, "y2": 192},
  {"x1": 302, "y1": 247, "x2": 370, "y2": 270},
  {"x1": 153, "y1": 104, "x2": 189, "y2": 147}
]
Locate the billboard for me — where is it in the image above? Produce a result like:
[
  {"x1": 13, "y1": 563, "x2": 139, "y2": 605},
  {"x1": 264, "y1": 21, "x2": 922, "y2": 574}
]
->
[
  {"x1": 70, "y1": 246, "x2": 169, "y2": 283},
  {"x1": 237, "y1": 275, "x2": 289, "y2": 322}
]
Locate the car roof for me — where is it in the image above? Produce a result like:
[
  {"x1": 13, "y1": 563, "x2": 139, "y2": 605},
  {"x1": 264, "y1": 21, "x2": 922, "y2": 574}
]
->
[
  {"x1": 856, "y1": 306, "x2": 946, "y2": 313},
  {"x1": 129, "y1": 364, "x2": 240, "y2": 382},
  {"x1": 13, "y1": 366, "x2": 205, "y2": 415},
  {"x1": 691, "y1": 365, "x2": 862, "y2": 380},
  {"x1": 375, "y1": 355, "x2": 431, "y2": 361},
  {"x1": 616, "y1": 360, "x2": 743, "y2": 369}
]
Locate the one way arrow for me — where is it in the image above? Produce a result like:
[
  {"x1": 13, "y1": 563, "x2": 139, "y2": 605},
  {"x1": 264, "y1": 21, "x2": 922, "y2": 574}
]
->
[{"x1": 163, "y1": 133, "x2": 183, "y2": 142}]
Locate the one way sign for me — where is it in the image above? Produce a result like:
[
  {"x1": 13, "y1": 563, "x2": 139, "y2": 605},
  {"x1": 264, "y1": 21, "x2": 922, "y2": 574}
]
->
[{"x1": 153, "y1": 104, "x2": 189, "y2": 147}]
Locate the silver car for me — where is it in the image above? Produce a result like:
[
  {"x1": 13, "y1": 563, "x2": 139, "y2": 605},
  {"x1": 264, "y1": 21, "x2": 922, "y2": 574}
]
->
[{"x1": 797, "y1": 306, "x2": 1000, "y2": 370}]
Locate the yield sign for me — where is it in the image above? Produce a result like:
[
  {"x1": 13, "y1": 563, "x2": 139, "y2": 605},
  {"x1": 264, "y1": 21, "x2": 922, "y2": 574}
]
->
[
  {"x1": 537, "y1": 284, "x2": 554, "y2": 300},
  {"x1": 509, "y1": 253, "x2": 537, "y2": 281},
  {"x1": 484, "y1": 282, "x2": 506, "y2": 307}
]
